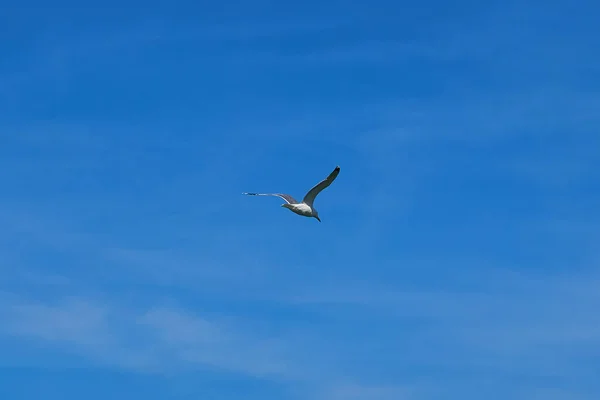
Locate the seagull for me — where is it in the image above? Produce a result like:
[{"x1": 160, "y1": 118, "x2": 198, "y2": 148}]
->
[{"x1": 243, "y1": 165, "x2": 340, "y2": 222}]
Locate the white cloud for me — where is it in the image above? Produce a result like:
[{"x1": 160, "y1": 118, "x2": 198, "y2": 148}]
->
[
  {"x1": 0, "y1": 297, "x2": 157, "y2": 371},
  {"x1": 1, "y1": 259, "x2": 599, "y2": 399},
  {"x1": 137, "y1": 307, "x2": 291, "y2": 378},
  {"x1": 0, "y1": 296, "x2": 290, "y2": 377},
  {"x1": 285, "y1": 267, "x2": 600, "y2": 378}
]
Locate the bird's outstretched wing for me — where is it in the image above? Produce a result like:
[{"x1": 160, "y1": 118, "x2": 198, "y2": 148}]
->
[
  {"x1": 242, "y1": 192, "x2": 298, "y2": 204},
  {"x1": 302, "y1": 165, "x2": 340, "y2": 207}
]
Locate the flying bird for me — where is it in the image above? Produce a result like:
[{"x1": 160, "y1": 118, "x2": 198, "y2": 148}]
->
[{"x1": 243, "y1": 165, "x2": 340, "y2": 222}]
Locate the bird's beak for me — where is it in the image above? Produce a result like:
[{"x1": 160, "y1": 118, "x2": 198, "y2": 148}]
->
[{"x1": 315, "y1": 216, "x2": 321, "y2": 222}]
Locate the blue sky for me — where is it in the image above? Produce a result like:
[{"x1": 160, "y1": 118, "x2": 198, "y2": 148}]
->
[{"x1": 1, "y1": 1, "x2": 599, "y2": 399}]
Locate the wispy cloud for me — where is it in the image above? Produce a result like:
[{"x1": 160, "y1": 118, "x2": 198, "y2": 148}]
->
[
  {"x1": 2, "y1": 259, "x2": 599, "y2": 397},
  {"x1": 0, "y1": 296, "x2": 290, "y2": 377},
  {"x1": 138, "y1": 307, "x2": 291, "y2": 378},
  {"x1": 0, "y1": 297, "x2": 155, "y2": 370},
  {"x1": 287, "y1": 267, "x2": 600, "y2": 376}
]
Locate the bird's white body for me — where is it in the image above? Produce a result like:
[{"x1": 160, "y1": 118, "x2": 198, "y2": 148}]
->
[
  {"x1": 243, "y1": 165, "x2": 340, "y2": 222},
  {"x1": 282, "y1": 202, "x2": 314, "y2": 217}
]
